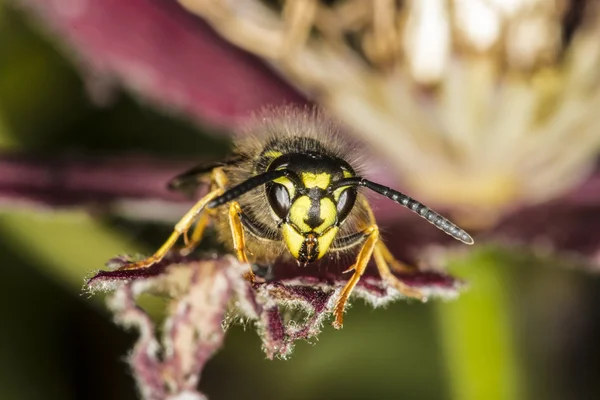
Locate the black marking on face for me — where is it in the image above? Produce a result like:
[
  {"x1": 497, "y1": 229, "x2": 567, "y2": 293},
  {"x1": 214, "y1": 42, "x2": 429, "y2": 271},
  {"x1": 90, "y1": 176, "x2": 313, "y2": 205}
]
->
[{"x1": 304, "y1": 197, "x2": 325, "y2": 228}]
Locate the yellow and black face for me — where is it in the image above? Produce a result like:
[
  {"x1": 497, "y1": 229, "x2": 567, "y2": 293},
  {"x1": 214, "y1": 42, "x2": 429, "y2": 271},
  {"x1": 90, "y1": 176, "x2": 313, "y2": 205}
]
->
[{"x1": 265, "y1": 153, "x2": 357, "y2": 265}]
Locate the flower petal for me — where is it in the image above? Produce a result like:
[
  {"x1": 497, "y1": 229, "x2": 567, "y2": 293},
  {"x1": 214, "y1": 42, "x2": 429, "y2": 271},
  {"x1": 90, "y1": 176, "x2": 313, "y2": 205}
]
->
[
  {"x1": 107, "y1": 285, "x2": 166, "y2": 400},
  {"x1": 491, "y1": 202, "x2": 600, "y2": 271},
  {"x1": 0, "y1": 153, "x2": 196, "y2": 221},
  {"x1": 87, "y1": 254, "x2": 463, "y2": 361},
  {"x1": 15, "y1": 0, "x2": 304, "y2": 127},
  {"x1": 98, "y1": 257, "x2": 242, "y2": 399}
]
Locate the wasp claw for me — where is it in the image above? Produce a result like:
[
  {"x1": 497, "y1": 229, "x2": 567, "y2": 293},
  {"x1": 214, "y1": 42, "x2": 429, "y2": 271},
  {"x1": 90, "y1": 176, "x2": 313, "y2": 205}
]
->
[
  {"x1": 342, "y1": 264, "x2": 356, "y2": 274},
  {"x1": 243, "y1": 270, "x2": 256, "y2": 284}
]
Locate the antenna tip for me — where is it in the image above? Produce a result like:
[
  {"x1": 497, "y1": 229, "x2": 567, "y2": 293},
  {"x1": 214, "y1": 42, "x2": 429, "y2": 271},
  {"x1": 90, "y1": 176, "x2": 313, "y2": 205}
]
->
[{"x1": 460, "y1": 233, "x2": 475, "y2": 245}]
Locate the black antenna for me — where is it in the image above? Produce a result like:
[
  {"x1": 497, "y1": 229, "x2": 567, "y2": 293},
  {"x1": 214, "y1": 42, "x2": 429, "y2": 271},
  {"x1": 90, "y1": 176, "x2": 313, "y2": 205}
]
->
[
  {"x1": 332, "y1": 177, "x2": 474, "y2": 245},
  {"x1": 207, "y1": 169, "x2": 301, "y2": 209}
]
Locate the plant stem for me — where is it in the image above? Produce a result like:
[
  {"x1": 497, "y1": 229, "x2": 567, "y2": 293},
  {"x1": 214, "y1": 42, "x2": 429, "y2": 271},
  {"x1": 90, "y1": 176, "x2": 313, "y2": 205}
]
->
[{"x1": 436, "y1": 248, "x2": 524, "y2": 400}]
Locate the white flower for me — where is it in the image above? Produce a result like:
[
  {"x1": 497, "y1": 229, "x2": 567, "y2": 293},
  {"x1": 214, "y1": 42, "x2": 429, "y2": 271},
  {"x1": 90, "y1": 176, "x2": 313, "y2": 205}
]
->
[{"x1": 182, "y1": 0, "x2": 600, "y2": 224}]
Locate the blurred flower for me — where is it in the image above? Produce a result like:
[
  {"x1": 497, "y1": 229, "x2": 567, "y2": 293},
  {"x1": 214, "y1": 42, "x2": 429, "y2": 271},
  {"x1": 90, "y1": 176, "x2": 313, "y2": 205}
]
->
[
  {"x1": 86, "y1": 254, "x2": 460, "y2": 399},
  {"x1": 178, "y1": 0, "x2": 600, "y2": 223},
  {"x1": 0, "y1": 152, "x2": 194, "y2": 221},
  {"x1": 13, "y1": 0, "x2": 303, "y2": 127},
  {"x1": 174, "y1": 0, "x2": 600, "y2": 267}
]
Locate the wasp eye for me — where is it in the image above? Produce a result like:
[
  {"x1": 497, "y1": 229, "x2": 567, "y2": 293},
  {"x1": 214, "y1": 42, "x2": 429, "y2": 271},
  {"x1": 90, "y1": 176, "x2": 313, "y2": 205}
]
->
[
  {"x1": 336, "y1": 188, "x2": 357, "y2": 222},
  {"x1": 266, "y1": 183, "x2": 291, "y2": 219}
]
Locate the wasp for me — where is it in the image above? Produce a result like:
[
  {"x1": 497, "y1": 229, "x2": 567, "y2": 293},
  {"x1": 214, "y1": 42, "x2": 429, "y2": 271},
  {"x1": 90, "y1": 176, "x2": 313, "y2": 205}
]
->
[{"x1": 120, "y1": 108, "x2": 473, "y2": 328}]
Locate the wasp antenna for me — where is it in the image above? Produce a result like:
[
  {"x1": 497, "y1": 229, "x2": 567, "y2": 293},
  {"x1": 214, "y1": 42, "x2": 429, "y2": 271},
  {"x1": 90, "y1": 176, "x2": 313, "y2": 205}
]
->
[
  {"x1": 207, "y1": 169, "x2": 300, "y2": 209},
  {"x1": 334, "y1": 177, "x2": 474, "y2": 244}
]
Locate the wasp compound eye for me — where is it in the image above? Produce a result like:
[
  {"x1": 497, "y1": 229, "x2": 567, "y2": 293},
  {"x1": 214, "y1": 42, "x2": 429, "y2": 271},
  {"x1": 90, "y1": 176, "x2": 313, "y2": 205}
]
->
[
  {"x1": 266, "y1": 182, "x2": 291, "y2": 219},
  {"x1": 336, "y1": 188, "x2": 357, "y2": 223}
]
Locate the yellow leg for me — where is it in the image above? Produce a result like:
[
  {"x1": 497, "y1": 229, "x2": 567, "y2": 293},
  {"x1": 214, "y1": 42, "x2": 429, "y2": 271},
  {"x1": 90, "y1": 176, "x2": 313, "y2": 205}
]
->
[
  {"x1": 333, "y1": 225, "x2": 378, "y2": 329},
  {"x1": 180, "y1": 211, "x2": 211, "y2": 256},
  {"x1": 179, "y1": 167, "x2": 230, "y2": 256},
  {"x1": 361, "y1": 198, "x2": 417, "y2": 273},
  {"x1": 377, "y1": 241, "x2": 417, "y2": 273},
  {"x1": 215, "y1": 167, "x2": 255, "y2": 281},
  {"x1": 212, "y1": 167, "x2": 229, "y2": 189},
  {"x1": 373, "y1": 242, "x2": 424, "y2": 300},
  {"x1": 229, "y1": 201, "x2": 255, "y2": 282},
  {"x1": 332, "y1": 225, "x2": 425, "y2": 328},
  {"x1": 119, "y1": 188, "x2": 223, "y2": 270}
]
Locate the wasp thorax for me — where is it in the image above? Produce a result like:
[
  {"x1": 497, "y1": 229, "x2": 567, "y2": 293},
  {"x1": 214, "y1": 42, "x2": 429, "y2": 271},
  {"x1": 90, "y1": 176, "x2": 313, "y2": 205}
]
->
[{"x1": 265, "y1": 153, "x2": 357, "y2": 263}]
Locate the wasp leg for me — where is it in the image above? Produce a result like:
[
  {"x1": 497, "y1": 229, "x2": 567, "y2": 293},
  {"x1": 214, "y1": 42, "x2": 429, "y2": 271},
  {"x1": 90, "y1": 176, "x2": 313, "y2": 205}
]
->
[
  {"x1": 119, "y1": 188, "x2": 224, "y2": 270},
  {"x1": 360, "y1": 197, "x2": 417, "y2": 274},
  {"x1": 333, "y1": 225, "x2": 378, "y2": 329},
  {"x1": 211, "y1": 167, "x2": 229, "y2": 188},
  {"x1": 179, "y1": 167, "x2": 229, "y2": 255},
  {"x1": 228, "y1": 201, "x2": 255, "y2": 282},
  {"x1": 180, "y1": 211, "x2": 211, "y2": 256},
  {"x1": 373, "y1": 242, "x2": 425, "y2": 299},
  {"x1": 376, "y1": 241, "x2": 418, "y2": 273},
  {"x1": 331, "y1": 199, "x2": 423, "y2": 327}
]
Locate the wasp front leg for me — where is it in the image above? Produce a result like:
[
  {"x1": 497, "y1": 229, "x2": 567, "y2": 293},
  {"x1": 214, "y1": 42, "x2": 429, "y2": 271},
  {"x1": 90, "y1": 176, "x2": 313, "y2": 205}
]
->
[
  {"x1": 228, "y1": 201, "x2": 255, "y2": 283},
  {"x1": 119, "y1": 188, "x2": 223, "y2": 270},
  {"x1": 332, "y1": 224, "x2": 424, "y2": 329},
  {"x1": 333, "y1": 225, "x2": 378, "y2": 329}
]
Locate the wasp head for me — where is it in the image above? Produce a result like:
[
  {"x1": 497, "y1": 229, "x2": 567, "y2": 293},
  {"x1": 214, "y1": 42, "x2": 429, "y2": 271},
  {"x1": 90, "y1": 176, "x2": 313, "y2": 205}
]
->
[{"x1": 265, "y1": 153, "x2": 357, "y2": 265}]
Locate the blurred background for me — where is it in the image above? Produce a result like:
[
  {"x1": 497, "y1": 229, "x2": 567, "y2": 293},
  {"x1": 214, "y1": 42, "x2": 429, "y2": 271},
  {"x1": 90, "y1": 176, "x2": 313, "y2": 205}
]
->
[{"x1": 2, "y1": 1, "x2": 600, "y2": 399}]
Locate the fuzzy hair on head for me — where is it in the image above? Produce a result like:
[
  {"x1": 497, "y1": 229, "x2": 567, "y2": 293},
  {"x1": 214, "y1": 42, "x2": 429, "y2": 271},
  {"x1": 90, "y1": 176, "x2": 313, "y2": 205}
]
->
[{"x1": 234, "y1": 105, "x2": 367, "y2": 176}]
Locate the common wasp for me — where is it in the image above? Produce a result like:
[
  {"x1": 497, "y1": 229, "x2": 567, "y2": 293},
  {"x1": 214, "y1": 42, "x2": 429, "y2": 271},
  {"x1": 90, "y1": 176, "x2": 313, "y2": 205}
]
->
[{"x1": 120, "y1": 108, "x2": 473, "y2": 328}]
